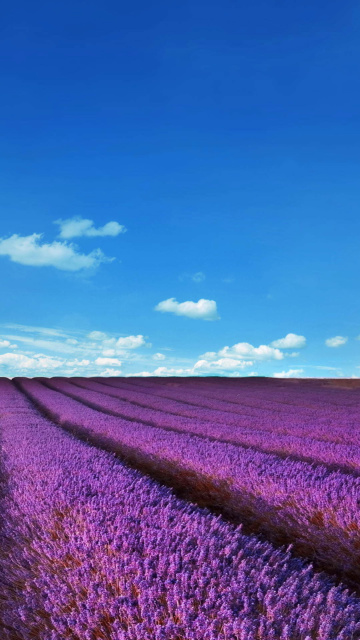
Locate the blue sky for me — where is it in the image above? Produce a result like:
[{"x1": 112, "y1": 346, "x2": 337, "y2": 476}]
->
[{"x1": 0, "y1": 0, "x2": 359, "y2": 378}]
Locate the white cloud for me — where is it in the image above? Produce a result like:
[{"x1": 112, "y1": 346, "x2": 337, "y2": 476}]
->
[
  {"x1": 98, "y1": 368, "x2": 122, "y2": 377},
  {"x1": 130, "y1": 361, "x2": 253, "y2": 376},
  {"x1": 67, "y1": 359, "x2": 90, "y2": 367},
  {"x1": 0, "y1": 323, "x2": 152, "y2": 376},
  {"x1": 126, "y1": 371, "x2": 153, "y2": 377},
  {"x1": 115, "y1": 335, "x2": 146, "y2": 349},
  {"x1": 0, "y1": 234, "x2": 113, "y2": 271},
  {"x1": 127, "y1": 366, "x2": 192, "y2": 377},
  {"x1": 102, "y1": 348, "x2": 116, "y2": 357},
  {"x1": 218, "y1": 343, "x2": 284, "y2": 361},
  {"x1": 0, "y1": 352, "x2": 64, "y2": 372},
  {"x1": 1, "y1": 324, "x2": 148, "y2": 367},
  {"x1": 273, "y1": 369, "x2": 304, "y2": 378},
  {"x1": 325, "y1": 336, "x2": 348, "y2": 348},
  {"x1": 0, "y1": 339, "x2": 17, "y2": 348},
  {"x1": 193, "y1": 358, "x2": 253, "y2": 373},
  {"x1": 87, "y1": 332, "x2": 146, "y2": 354},
  {"x1": 3, "y1": 334, "x2": 78, "y2": 354},
  {"x1": 55, "y1": 217, "x2": 126, "y2": 239},
  {"x1": 126, "y1": 358, "x2": 253, "y2": 378},
  {"x1": 271, "y1": 333, "x2": 306, "y2": 349},
  {"x1": 153, "y1": 366, "x2": 191, "y2": 376},
  {"x1": 95, "y1": 357, "x2": 122, "y2": 366},
  {"x1": 155, "y1": 298, "x2": 219, "y2": 321},
  {"x1": 153, "y1": 353, "x2": 166, "y2": 360},
  {"x1": 94, "y1": 334, "x2": 146, "y2": 351}
]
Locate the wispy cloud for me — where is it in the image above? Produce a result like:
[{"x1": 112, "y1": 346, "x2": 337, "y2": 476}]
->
[
  {"x1": 314, "y1": 365, "x2": 342, "y2": 371},
  {"x1": 0, "y1": 324, "x2": 151, "y2": 377},
  {"x1": 2, "y1": 334, "x2": 79, "y2": 354},
  {"x1": 95, "y1": 357, "x2": 122, "y2": 366},
  {"x1": 193, "y1": 358, "x2": 253, "y2": 373},
  {"x1": 55, "y1": 217, "x2": 126, "y2": 239},
  {"x1": 3, "y1": 323, "x2": 69, "y2": 337},
  {"x1": 0, "y1": 234, "x2": 113, "y2": 271},
  {"x1": 0, "y1": 352, "x2": 64, "y2": 372},
  {"x1": 87, "y1": 332, "x2": 146, "y2": 353},
  {"x1": 273, "y1": 369, "x2": 304, "y2": 378},
  {"x1": 191, "y1": 271, "x2": 205, "y2": 283},
  {"x1": 155, "y1": 298, "x2": 219, "y2": 321},
  {"x1": 325, "y1": 336, "x2": 348, "y2": 348},
  {"x1": 179, "y1": 271, "x2": 206, "y2": 283},
  {"x1": 87, "y1": 331, "x2": 108, "y2": 341}
]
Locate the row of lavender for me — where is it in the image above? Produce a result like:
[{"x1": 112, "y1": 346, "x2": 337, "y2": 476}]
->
[
  {"x1": 137, "y1": 376, "x2": 360, "y2": 408},
  {"x1": 95, "y1": 378, "x2": 360, "y2": 443},
  {"x1": 109, "y1": 377, "x2": 360, "y2": 439},
  {"x1": 72, "y1": 378, "x2": 360, "y2": 472},
  {"x1": 17, "y1": 377, "x2": 360, "y2": 585},
  {"x1": 50, "y1": 376, "x2": 360, "y2": 472},
  {"x1": 2, "y1": 378, "x2": 360, "y2": 639},
  {"x1": 97, "y1": 377, "x2": 360, "y2": 432},
  {"x1": 124, "y1": 376, "x2": 360, "y2": 410},
  {"x1": 110, "y1": 375, "x2": 360, "y2": 416}
]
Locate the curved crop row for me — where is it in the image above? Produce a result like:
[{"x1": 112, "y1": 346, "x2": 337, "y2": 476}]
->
[
  {"x1": 41, "y1": 377, "x2": 360, "y2": 474},
  {"x1": 125, "y1": 376, "x2": 360, "y2": 410},
  {"x1": 102, "y1": 377, "x2": 338, "y2": 418},
  {"x1": 102, "y1": 377, "x2": 360, "y2": 445},
  {"x1": 16, "y1": 377, "x2": 360, "y2": 587}
]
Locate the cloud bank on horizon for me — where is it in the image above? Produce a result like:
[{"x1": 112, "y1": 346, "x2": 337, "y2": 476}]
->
[{"x1": 0, "y1": 323, "x2": 356, "y2": 378}]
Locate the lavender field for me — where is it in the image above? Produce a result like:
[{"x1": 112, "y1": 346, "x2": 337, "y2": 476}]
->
[{"x1": 2, "y1": 376, "x2": 360, "y2": 639}]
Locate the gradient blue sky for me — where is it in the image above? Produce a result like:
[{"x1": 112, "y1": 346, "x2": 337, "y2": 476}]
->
[{"x1": 0, "y1": 0, "x2": 359, "y2": 377}]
